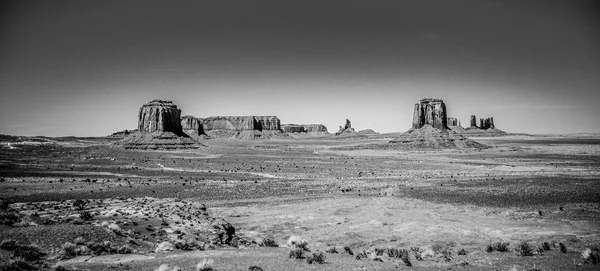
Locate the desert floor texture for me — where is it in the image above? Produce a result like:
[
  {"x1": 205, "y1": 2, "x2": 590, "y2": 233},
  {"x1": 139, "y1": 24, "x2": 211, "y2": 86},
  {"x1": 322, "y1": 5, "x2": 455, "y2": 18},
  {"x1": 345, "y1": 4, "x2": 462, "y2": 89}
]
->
[{"x1": 1, "y1": 134, "x2": 599, "y2": 270}]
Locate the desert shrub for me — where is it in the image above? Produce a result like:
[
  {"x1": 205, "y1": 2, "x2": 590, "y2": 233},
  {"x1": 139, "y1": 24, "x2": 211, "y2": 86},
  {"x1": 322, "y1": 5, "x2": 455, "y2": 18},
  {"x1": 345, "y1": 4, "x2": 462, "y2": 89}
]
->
[
  {"x1": 458, "y1": 248, "x2": 467, "y2": 255},
  {"x1": 175, "y1": 240, "x2": 195, "y2": 250},
  {"x1": 0, "y1": 239, "x2": 18, "y2": 250},
  {"x1": 287, "y1": 236, "x2": 309, "y2": 251},
  {"x1": 248, "y1": 266, "x2": 263, "y2": 271},
  {"x1": 485, "y1": 244, "x2": 493, "y2": 253},
  {"x1": 343, "y1": 246, "x2": 354, "y2": 255},
  {"x1": 0, "y1": 257, "x2": 37, "y2": 271},
  {"x1": 355, "y1": 250, "x2": 368, "y2": 260},
  {"x1": 74, "y1": 245, "x2": 91, "y2": 256},
  {"x1": 373, "y1": 247, "x2": 385, "y2": 256},
  {"x1": 60, "y1": 242, "x2": 77, "y2": 259},
  {"x1": 72, "y1": 199, "x2": 86, "y2": 210},
  {"x1": 559, "y1": 242, "x2": 567, "y2": 253},
  {"x1": 542, "y1": 242, "x2": 551, "y2": 251},
  {"x1": 306, "y1": 251, "x2": 326, "y2": 264},
  {"x1": 536, "y1": 245, "x2": 545, "y2": 254},
  {"x1": 195, "y1": 258, "x2": 214, "y2": 271},
  {"x1": 582, "y1": 247, "x2": 600, "y2": 264},
  {"x1": 288, "y1": 248, "x2": 303, "y2": 259},
  {"x1": 257, "y1": 237, "x2": 278, "y2": 247},
  {"x1": 0, "y1": 211, "x2": 21, "y2": 226},
  {"x1": 517, "y1": 241, "x2": 534, "y2": 256},
  {"x1": 386, "y1": 248, "x2": 408, "y2": 259},
  {"x1": 86, "y1": 240, "x2": 115, "y2": 255},
  {"x1": 117, "y1": 245, "x2": 132, "y2": 254},
  {"x1": 493, "y1": 242, "x2": 510, "y2": 252},
  {"x1": 325, "y1": 246, "x2": 338, "y2": 253},
  {"x1": 12, "y1": 244, "x2": 45, "y2": 261},
  {"x1": 79, "y1": 211, "x2": 94, "y2": 221}
]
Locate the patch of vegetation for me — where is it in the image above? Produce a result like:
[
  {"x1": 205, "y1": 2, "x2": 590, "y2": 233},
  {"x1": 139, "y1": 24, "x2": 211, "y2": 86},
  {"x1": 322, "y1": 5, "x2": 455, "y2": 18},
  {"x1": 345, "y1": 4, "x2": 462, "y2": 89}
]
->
[
  {"x1": 542, "y1": 242, "x2": 551, "y2": 251},
  {"x1": 560, "y1": 242, "x2": 567, "y2": 253},
  {"x1": 257, "y1": 237, "x2": 278, "y2": 247},
  {"x1": 79, "y1": 211, "x2": 94, "y2": 221},
  {"x1": 13, "y1": 244, "x2": 46, "y2": 261},
  {"x1": 0, "y1": 257, "x2": 37, "y2": 271},
  {"x1": 325, "y1": 246, "x2": 338, "y2": 253},
  {"x1": 486, "y1": 241, "x2": 510, "y2": 253},
  {"x1": 343, "y1": 246, "x2": 354, "y2": 255},
  {"x1": 288, "y1": 247, "x2": 304, "y2": 259},
  {"x1": 517, "y1": 241, "x2": 534, "y2": 256},
  {"x1": 248, "y1": 266, "x2": 263, "y2": 271},
  {"x1": 72, "y1": 199, "x2": 87, "y2": 210},
  {"x1": 355, "y1": 250, "x2": 368, "y2": 260},
  {"x1": 582, "y1": 247, "x2": 600, "y2": 264},
  {"x1": 306, "y1": 251, "x2": 326, "y2": 264},
  {"x1": 458, "y1": 248, "x2": 467, "y2": 255},
  {"x1": 0, "y1": 210, "x2": 21, "y2": 226}
]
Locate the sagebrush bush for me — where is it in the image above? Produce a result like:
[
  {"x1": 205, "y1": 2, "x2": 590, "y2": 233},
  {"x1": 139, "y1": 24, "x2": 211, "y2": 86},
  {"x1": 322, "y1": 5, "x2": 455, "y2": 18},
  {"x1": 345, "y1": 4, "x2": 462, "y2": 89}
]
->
[
  {"x1": 258, "y1": 237, "x2": 278, "y2": 247},
  {"x1": 306, "y1": 251, "x2": 326, "y2": 264},
  {"x1": 325, "y1": 246, "x2": 338, "y2": 253},
  {"x1": 287, "y1": 236, "x2": 309, "y2": 251},
  {"x1": 542, "y1": 242, "x2": 551, "y2": 251},
  {"x1": 559, "y1": 242, "x2": 567, "y2": 253},
  {"x1": 458, "y1": 248, "x2": 467, "y2": 255},
  {"x1": 288, "y1": 248, "x2": 303, "y2": 259},
  {"x1": 60, "y1": 242, "x2": 77, "y2": 259},
  {"x1": 517, "y1": 241, "x2": 534, "y2": 256},
  {"x1": 355, "y1": 250, "x2": 368, "y2": 260},
  {"x1": 343, "y1": 246, "x2": 354, "y2": 255},
  {"x1": 79, "y1": 211, "x2": 94, "y2": 221},
  {"x1": 493, "y1": 242, "x2": 510, "y2": 252}
]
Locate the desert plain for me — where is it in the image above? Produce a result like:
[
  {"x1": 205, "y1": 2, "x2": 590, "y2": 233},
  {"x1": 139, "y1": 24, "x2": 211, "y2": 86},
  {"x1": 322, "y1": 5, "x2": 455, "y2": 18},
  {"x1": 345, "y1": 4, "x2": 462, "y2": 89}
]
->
[{"x1": 1, "y1": 133, "x2": 599, "y2": 270}]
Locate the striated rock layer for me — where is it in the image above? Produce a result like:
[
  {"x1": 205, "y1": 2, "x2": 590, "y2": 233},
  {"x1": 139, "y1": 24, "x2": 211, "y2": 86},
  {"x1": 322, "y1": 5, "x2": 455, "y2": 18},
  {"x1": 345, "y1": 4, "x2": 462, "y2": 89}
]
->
[
  {"x1": 412, "y1": 98, "x2": 447, "y2": 130},
  {"x1": 281, "y1": 124, "x2": 329, "y2": 134},
  {"x1": 138, "y1": 100, "x2": 183, "y2": 135},
  {"x1": 181, "y1": 115, "x2": 204, "y2": 136},
  {"x1": 119, "y1": 100, "x2": 203, "y2": 149},
  {"x1": 201, "y1": 116, "x2": 286, "y2": 139}
]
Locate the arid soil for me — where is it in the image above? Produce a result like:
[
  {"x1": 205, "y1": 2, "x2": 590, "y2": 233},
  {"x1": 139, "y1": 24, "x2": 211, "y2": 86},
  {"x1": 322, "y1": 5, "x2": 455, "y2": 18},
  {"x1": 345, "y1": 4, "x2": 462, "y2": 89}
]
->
[{"x1": 1, "y1": 135, "x2": 599, "y2": 270}]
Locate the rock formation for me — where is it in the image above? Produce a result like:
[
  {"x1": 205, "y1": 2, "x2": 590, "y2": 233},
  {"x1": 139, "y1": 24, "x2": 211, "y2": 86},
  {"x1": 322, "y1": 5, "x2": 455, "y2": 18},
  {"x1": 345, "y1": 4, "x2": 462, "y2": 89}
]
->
[
  {"x1": 470, "y1": 115, "x2": 478, "y2": 128},
  {"x1": 181, "y1": 115, "x2": 204, "y2": 136},
  {"x1": 201, "y1": 116, "x2": 286, "y2": 139},
  {"x1": 335, "y1": 119, "x2": 359, "y2": 136},
  {"x1": 479, "y1": 117, "x2": 495, "y2": 129},
  {"x1": 138, "y1": 100, "x2": 183, "y2": 135},
  {"x1": 281, "y1": 124, "x2": 328, "y2": 134},
  {"x1": 412, "y1": 98, "x2": 447, "y2": 130},
  {"x1": 390, "y1": 98, "x2": 487, "y2": 149},
  {"x1": 447, "y1": 117, "x2": 458, "y2": 127},
  {"x1": 453, "y1": 115, "x2": 506, "y2": 136},
  {"x1": 120, "y1": 100, "x2": 202, "y2": 149}
]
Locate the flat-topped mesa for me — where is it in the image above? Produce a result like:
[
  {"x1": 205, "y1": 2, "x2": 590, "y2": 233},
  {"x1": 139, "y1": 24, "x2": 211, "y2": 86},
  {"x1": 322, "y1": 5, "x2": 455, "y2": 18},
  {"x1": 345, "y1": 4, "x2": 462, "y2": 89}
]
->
[
  {"x1": 412, "y1": 98, "x2": 447, "y2": 130},
  {"x1": 447, "y1": 117, "x2": 458, "y2": 127},
  {"x1": 281, "y1": 124, "x2": 328, "y2": 133},
  {"x1": 181, "y1": 115, "x2": 204, "y2": 136},
  {"x1": 470, "y1": 115, "x2": 478, "y2": 128},
  {"x1": 138, "y1": 100, "x2": 183, "y2": 135},
  {"x1": 202, "y1": 116, "x2": 280, "y2": 132},
  {"x1": 479, "y1": 117, "x2": 495, "y2": 130}
]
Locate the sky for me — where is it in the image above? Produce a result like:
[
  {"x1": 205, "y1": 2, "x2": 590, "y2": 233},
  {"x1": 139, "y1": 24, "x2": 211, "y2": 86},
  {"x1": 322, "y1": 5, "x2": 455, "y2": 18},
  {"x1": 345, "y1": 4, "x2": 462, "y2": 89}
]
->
[{"x1": 1, "y1": 0, "x2": 599, "y2": 136}]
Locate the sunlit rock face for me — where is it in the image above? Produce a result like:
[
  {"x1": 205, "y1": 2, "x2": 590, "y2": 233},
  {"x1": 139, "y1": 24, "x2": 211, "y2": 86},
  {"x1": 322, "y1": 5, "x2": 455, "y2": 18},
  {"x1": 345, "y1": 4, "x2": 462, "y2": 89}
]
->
[
  {"x1": 412, "y1": 98, "x2": 447, "y2": 130},
  {"x1": 138, "y1": 100, "x2": 183, "y2": 135}
]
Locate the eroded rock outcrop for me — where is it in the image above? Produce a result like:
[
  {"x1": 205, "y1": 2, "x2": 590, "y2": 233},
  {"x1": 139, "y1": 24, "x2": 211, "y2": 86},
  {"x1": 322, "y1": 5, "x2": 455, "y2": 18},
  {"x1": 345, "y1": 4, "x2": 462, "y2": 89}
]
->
[
  {"x1": 390, "y1": 98, "x2": 487, "y2": 149},
  {"x1": 479, "y1": 117, "x2": 495, "y2": 130},
  {"x1": 138, "y1": 100, "x2": 183, "y2": 135},
  {"x1": 470, "y1": 115, "x2": 478, "y2": 128},
  {"x1": 412, "y1": 98, "x2": 447, "y2": 130},
  {"x1": 120, "y1": 100, "x2": 202, "y2": 149},
  {"x1": 181, "y1": 115, "x2": 204, "y2": 136},
  {"x1": 447, "y1": 117, "x2": 458, "y2": 127},
  {"x1": 201, "y1": 116, "x2": 286, "y2": 139},
  {"x1": 281, "y1": 124, "x2": 328, "y2": 133},
  {"x1": 335, "y1": 119, "x2": 359, "y2": 136}
]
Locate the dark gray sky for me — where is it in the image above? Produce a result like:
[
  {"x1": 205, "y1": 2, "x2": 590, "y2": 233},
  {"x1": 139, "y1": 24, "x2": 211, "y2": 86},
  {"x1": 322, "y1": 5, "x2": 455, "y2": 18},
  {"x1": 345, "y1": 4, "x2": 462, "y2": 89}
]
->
[{"x1": 1, "y1": 0, "x2": 599, "y2": 136}]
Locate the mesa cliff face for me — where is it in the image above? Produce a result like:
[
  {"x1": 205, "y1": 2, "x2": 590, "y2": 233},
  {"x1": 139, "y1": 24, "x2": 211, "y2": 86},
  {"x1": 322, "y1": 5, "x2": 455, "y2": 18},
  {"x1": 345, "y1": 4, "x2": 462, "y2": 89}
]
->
[
  {"x1": 281, "y1": 124, "x2": 328, "y2": 133},
  {"x1": 120, "y1": 100, "x2": 202, "y2": 149},
  {"x1": 391, "y1": 98, "x2": 487, "y2": 149},
  {"x1": 138, "y1": 100, "x2": 183, "y2": 135},
  {"x1": 181, "y1": 115, "x2": 204, "y2": 136},
  {"x1": 412, "y1": 98, "x2": 447, "y2": 130},
  {"x1": 202, "y1": 116, "x2": 281, "y2": 132}
]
